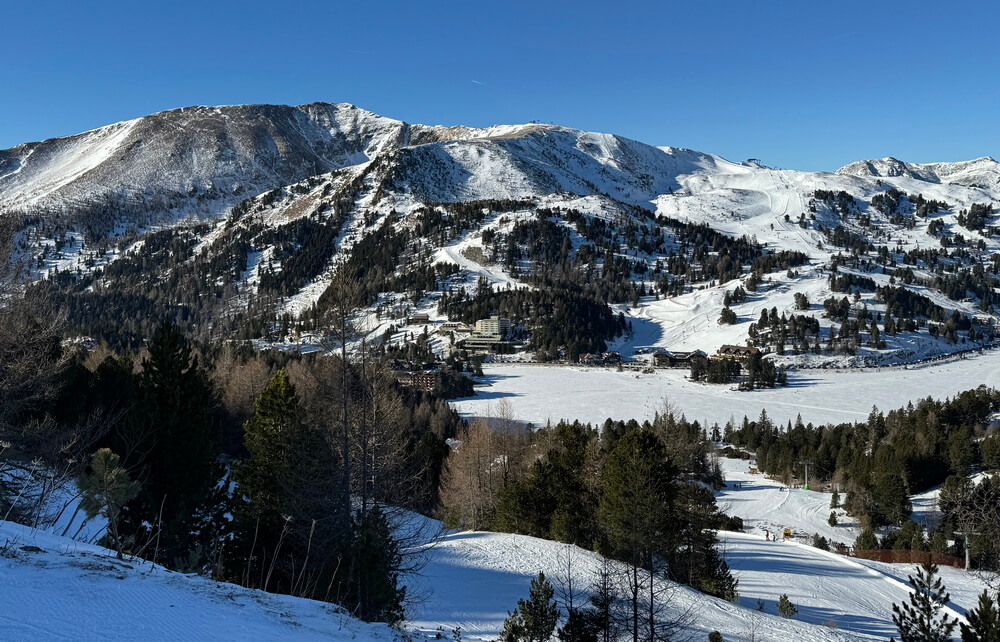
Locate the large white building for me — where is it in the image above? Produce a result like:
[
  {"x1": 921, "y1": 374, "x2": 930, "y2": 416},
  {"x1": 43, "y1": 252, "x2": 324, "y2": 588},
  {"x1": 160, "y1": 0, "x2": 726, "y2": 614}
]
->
[{"x1": 474, "y1": 315, "x2": 511, "y2": 337}]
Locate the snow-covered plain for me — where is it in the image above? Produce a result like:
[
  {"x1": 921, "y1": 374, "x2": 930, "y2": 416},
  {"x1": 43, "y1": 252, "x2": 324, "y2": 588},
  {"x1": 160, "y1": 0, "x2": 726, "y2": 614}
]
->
[{"x1": 452, "y1": 352, "x2": 1000, "y2": 429}]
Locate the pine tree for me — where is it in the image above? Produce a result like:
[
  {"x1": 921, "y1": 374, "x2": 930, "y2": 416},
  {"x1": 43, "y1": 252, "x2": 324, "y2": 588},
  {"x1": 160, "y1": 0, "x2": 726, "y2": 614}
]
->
[
  {"x1": 502, "y1": 572, "x2": 559, "y2": 642},
  {"x1": 124, "y1": 321, "x2": 222, "y2": 568},
  {"x1": 777, "y1": 594, "x2": 798, "y2": 619},
  {"x1": 345, "y1": 506, "x2": 406, "y2": 624},
  {"x1": 891, "y1": 561, "x2": 958, "y2": 642},
  {"x1": 78, "y1": 449, "x2": 140, "y2": 559},
  {"x1": 227, "y1": 369, "x2": 345, "y2": 596},
  {"x1": 961, "y1": 591, "x2": 1000, "y2": 642},
  {"x1": 855, "y1": 527, "x2": 878, "y2": 551}
]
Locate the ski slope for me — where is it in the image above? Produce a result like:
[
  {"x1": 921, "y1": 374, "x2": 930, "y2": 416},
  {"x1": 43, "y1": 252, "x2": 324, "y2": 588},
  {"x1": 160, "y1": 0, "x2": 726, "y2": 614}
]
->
[
  {"x1": 452, "y1": 351, "x2": 1000, "y2": 429},
  {"x1": 716, "y1": 456, "x2": 858, "y2": 546},
  {"x1": 714, "y1": 456, "x2": 993, "y2": 637},
  {"x1": 408, "y1": 517, "x2": 870, "y2": 642},
  {"x1": 718, "y1": 531, "x2": 971, "y2": 638}
]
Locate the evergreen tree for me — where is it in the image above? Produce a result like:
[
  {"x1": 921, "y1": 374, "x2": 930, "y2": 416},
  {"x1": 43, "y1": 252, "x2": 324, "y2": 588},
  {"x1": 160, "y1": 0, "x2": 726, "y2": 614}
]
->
[
  {"x1": 78, "y1": 448, "x2": 140, "y2": 559},
  {"x1": 502, "y1": 572, "x2": 560, "y2": 642},
  {"x1": 855, "y1": 528, "x2": 878, "y2": 552},
  {"x1": 226, "y1": 369, "x2": 345, "y2": 596},
  {"x1": 776, "y1": 594, "x2": 798, "y2": 619},
  {"x1": 599, "y1": 430, "x2": 677, "y2": 563},
  {"x1": 557, "y1": 608, "x2": 600, "y2": 642},
  {"x1": 961, "y1": 591, "x2": 1000, "y2": 642},
  {"x1": 587, "y1": 557, "x2": 623, "y2": 642},
  {"x1": 891, "y1": 562, "x2": 958, "y2": 642},
  {"x1": 345, "y1": 506, "x2": 406, "y2": 624},
  {"x1": 123, "y1": 321, "x2": 222, "y2": 568}
]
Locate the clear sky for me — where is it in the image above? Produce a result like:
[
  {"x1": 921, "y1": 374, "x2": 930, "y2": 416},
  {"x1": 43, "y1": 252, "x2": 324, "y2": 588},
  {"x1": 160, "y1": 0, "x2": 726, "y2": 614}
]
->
[{"x1": 3, "y1": 0, "x2": 998, "y2": 171}]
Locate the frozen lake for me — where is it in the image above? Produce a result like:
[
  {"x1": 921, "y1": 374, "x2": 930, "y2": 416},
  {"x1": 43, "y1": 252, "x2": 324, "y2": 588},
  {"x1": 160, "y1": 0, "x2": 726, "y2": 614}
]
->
[{"x1": 451, "y1": 351, "x2": 1000, "y2": 428}]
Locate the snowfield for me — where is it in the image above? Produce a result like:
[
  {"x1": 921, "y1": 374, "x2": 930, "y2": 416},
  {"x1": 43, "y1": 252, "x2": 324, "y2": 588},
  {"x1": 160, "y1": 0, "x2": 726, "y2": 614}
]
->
[
  {"x1": 452, "y1": 352, "x2": 1000, "y2": 429},
  {"x1": 410, "y1": 518, "x2": 873, "y2": 641},
  {"x1": 2, "y1": 459, "x2": 992, "y2": 641},
  {"x1": 0, "y1": 521, "x2": 400, "y2": 641}
]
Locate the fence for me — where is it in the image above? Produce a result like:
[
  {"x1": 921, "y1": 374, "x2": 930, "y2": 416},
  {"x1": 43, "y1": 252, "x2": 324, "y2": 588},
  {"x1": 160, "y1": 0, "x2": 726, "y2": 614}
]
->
[{"x1": 848, "y1": 549, "x2": 964, "y2": 569}]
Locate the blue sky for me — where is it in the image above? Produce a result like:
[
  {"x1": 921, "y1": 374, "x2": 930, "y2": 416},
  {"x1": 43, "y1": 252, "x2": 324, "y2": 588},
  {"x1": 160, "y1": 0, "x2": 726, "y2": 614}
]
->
[{"x1": 2, "y1": 0, "x2": 997, "y2": 171}]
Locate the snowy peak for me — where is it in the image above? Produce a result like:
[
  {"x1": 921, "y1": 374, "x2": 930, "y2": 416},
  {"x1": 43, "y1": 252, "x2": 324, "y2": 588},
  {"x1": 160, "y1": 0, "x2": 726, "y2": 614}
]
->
[
  {"x1": 836, "y1": 155, "x2": 1000, "y2": 188},
  {"x1": 0, "y1": 102, "x2": 547, "y2": 222},
  {"x1": 0, "y1": 102, "x2": 411, "y2": 213},
  {"x1": 835, "y1": 157, "x2": 917, "y2": 179}
]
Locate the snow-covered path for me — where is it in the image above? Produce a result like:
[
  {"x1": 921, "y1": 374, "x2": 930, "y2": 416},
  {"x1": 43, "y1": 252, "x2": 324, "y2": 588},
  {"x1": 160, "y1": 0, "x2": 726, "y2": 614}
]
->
[
  {"x1": 716, "y1": 456, "x2": 858, "y2": 545},
  {"x1": 718, "y1": 531, "x2": 967, "y2": 639}
]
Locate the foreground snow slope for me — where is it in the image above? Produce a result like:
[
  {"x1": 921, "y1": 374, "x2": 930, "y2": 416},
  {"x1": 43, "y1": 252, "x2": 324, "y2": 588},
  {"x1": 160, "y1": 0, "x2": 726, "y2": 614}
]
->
[
  {"x1": 409, "y1": 518, "x2": 867, "y2": 642},
  {"x1": 452, "y1": 351, "x2": 1000, "y2": 428},
  {"x1": 0, "y1": 521, "x2": 400, "y2": 641}
]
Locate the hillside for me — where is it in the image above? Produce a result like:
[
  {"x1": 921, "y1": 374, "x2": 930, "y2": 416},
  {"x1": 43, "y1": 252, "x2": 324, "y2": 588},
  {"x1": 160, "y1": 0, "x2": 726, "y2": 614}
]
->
[
  {"x1": 4, "y1": 469, "x2": 990, "y2": 642},
  {"x1": 0, "y1": 520, "x2": 401, "y2": 641},
  {"x1": 2, "y1": 102, "x2": 1000, "y2": 368}
]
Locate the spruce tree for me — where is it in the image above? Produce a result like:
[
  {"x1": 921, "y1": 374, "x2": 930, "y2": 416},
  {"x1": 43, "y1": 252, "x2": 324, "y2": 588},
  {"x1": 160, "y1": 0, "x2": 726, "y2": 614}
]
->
[
  {"x1": 961, "y1": 591, "x2": 1000, "y2": 642},
  {"x1": 891, "y1": 561, "x2": 958, "y2": 642}
]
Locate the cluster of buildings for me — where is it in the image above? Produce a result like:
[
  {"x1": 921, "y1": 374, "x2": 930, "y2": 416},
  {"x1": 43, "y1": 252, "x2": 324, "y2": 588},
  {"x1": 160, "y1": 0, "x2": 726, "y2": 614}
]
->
[
  {"x1": 389, "y1": 360, "x2": 444, "y2": 392},
  {"x1": 451, "y1": 315, "x2": 520, "y2": 354},
  {"x1": 402, "y1": 311, "x2": 522, "y2": 355},
  {"x1": 651, "y1": 349, "x2": 707, "y2": 368},
  {"x1": 579, "y1": 351, "x2": 622, "y2": 366},
  {"x1": 650, "y1": 345, "x2": 761, "y2": 368}
]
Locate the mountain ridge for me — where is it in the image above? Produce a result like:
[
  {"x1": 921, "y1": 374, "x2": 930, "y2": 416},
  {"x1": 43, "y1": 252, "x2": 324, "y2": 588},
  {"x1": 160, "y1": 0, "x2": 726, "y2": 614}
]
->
[{"x1": 4, "y1": 102, "x2": 1000, "y2": 370}]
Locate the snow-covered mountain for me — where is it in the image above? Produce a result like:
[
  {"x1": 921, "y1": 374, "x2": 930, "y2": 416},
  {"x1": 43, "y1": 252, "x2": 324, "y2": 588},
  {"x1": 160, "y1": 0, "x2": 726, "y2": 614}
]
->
[
  {"x1": 0, "y1": 102, "x2": 549, "y2": 226},
  {"x1": 3, "y1": 102, "x2": 1000, "y2": 366},
  {"x1": 837, "y1": 155, "x2": 1000, "y2": 189}
]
